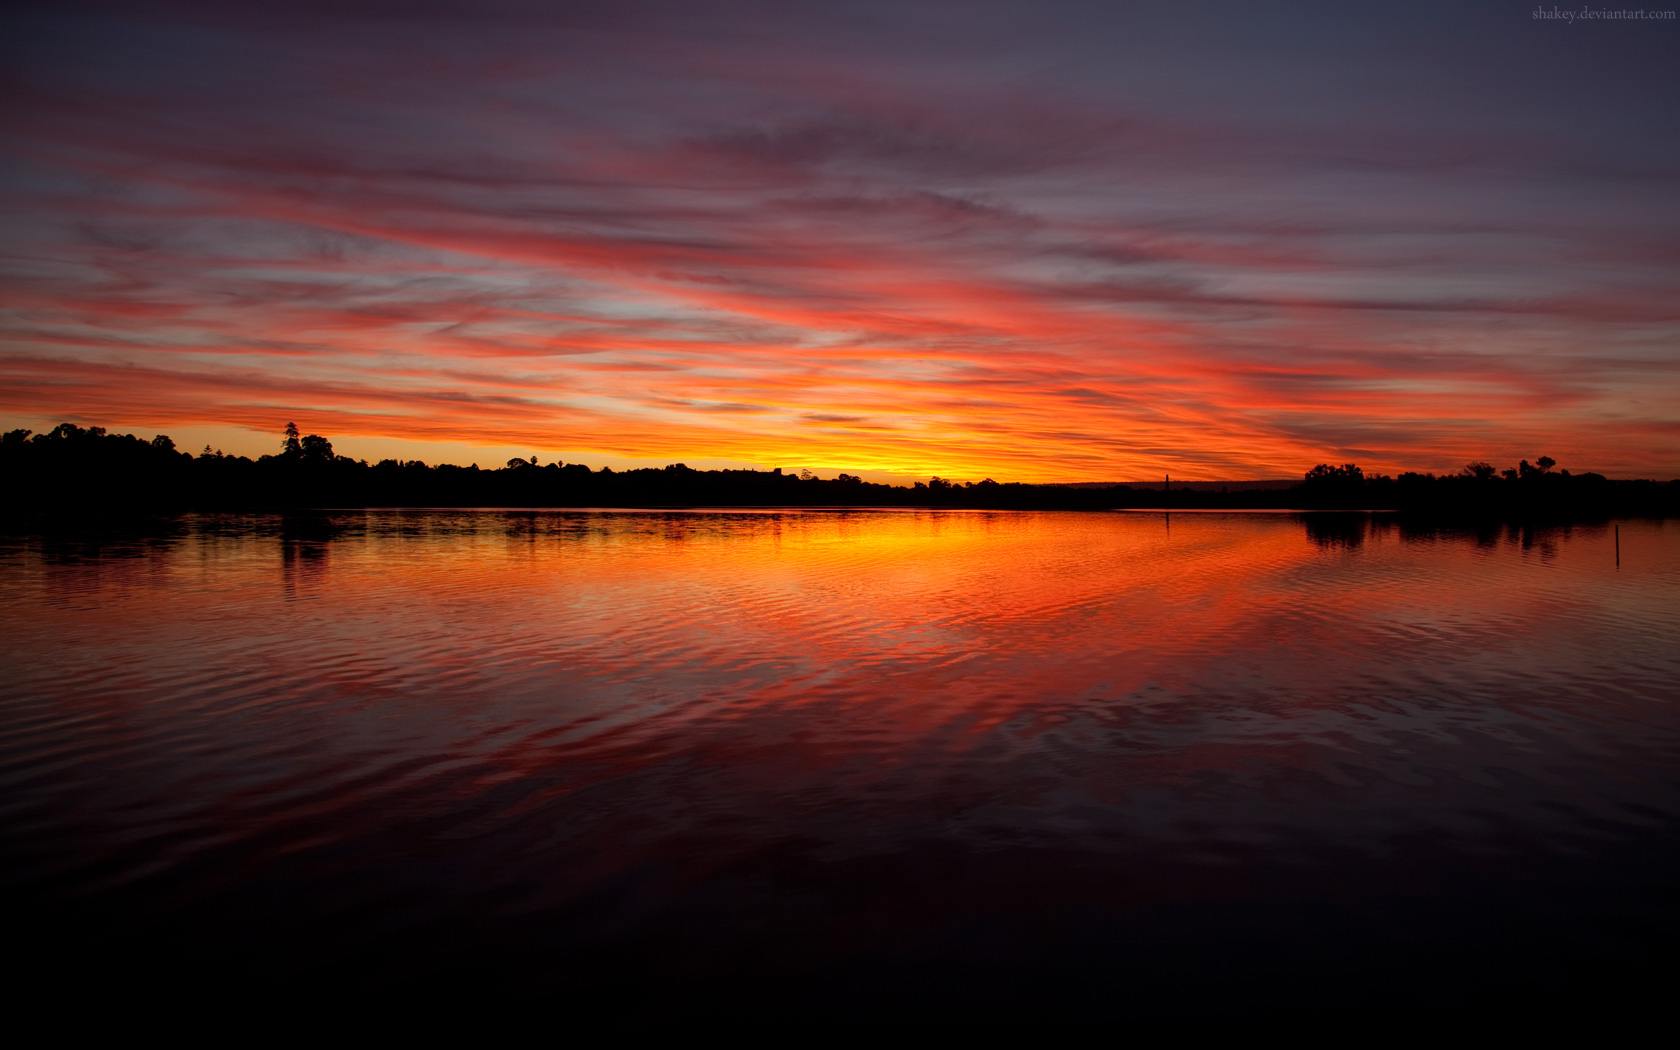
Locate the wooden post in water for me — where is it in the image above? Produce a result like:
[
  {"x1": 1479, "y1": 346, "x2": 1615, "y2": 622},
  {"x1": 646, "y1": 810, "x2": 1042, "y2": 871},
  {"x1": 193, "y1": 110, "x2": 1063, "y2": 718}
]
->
[{"x1": 1615, "y1": 523, "x2": 1620, "y2": 568}]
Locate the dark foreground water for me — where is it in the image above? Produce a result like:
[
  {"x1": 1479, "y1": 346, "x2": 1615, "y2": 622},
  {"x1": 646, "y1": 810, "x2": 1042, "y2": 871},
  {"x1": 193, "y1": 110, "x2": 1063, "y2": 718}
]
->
[{"x1": 2, "y1": 510, "x2": 1677, "y2": 1016}]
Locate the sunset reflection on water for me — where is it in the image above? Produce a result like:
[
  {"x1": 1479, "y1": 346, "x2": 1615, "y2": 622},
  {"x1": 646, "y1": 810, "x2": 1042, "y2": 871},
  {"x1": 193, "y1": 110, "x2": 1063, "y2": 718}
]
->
[{"x1": 3, "y1": 510, "x2": 1677, "y2": 1014}]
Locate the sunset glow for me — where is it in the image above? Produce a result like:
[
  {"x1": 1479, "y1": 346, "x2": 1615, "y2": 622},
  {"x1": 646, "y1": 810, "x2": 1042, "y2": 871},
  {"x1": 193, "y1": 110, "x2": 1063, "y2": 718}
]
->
[{"x1": 2, "y1": 2, "x2": 1677, "y2": 479}]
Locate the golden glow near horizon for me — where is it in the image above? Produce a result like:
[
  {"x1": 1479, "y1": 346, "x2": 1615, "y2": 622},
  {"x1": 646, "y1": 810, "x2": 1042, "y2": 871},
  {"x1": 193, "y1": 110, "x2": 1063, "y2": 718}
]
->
[{"x1": 2, "y1": 5, "x2": 1678, "y2": 481}]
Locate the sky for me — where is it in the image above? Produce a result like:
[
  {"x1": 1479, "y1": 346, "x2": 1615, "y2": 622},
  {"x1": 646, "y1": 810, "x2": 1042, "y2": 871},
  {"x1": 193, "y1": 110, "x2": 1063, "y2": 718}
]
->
[{"x1": 1, "y1": 0, "x2": 1677, "y2": 481}]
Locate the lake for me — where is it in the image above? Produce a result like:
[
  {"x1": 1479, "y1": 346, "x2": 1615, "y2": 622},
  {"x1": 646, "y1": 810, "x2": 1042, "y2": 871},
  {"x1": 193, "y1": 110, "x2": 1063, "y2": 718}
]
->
[{"x1": 3, "y1": 510, "x2": 1677, "y2": 1016}]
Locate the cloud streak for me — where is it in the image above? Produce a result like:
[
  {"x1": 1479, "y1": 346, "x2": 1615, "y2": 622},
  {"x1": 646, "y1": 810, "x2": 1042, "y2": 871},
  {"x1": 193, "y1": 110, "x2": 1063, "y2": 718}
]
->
[{"x1": 1, "y1": 0, "x2": 1677, "y2": 478}]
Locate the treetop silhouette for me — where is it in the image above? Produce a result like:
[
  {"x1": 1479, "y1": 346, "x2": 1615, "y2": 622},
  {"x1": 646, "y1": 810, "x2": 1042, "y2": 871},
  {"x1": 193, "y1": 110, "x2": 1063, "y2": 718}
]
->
[{"x1": 2, "y1": 420, "x2": 1674, "y2": 519}]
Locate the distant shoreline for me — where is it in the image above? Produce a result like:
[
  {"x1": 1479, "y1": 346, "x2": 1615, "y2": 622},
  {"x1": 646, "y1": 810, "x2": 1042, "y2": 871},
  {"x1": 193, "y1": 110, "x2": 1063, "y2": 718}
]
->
[{"x1": 5, "y1": 422, "x2": 1677, "y2": 523}]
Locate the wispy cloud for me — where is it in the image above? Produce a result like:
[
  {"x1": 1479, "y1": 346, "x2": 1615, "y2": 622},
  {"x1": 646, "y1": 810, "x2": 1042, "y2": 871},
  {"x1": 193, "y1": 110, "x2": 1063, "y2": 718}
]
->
[{"x1": 2, "y1": 0, "x2": 1676, "y2": 478}]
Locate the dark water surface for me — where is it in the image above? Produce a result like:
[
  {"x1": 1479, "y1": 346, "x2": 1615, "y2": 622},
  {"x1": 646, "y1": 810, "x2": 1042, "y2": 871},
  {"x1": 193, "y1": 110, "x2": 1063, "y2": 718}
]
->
[{"x1": 3, "y1": 510, "x2": 1678, "y2": 1015}]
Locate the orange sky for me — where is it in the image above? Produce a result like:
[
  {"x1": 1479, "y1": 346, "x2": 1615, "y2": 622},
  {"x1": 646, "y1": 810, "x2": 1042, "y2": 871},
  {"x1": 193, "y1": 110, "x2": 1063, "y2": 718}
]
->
[{"x1": 2, "y1": 2, "x2": 1677, "y2": 481}]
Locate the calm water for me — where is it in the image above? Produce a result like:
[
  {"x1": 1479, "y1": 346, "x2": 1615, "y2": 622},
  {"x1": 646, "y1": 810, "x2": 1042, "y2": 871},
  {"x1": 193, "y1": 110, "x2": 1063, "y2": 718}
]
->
[{"x1": 3, "y1": 510, "x2": 1678, "y2": 1015}]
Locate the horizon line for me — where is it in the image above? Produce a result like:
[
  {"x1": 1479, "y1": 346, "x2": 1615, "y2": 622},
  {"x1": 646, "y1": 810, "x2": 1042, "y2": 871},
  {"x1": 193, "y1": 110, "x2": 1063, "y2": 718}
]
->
[{"x1": 8, "y1": 419, "x2": 1679, "y2": 488}]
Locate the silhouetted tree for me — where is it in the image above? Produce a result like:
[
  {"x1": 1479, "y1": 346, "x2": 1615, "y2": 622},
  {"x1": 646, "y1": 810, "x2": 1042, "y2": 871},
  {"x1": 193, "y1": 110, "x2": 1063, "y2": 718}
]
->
[
  {"x1": 1304, "y1": 463, "x2": 1364, "y2": 485},
  {"x1": 3, "y1": 416, "x2": 1675, "y2": 518}
]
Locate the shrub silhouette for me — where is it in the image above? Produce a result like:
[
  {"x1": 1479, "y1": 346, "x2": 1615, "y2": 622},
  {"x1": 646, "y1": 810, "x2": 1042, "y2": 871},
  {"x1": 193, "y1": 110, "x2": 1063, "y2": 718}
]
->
[{"x1": 1, "y1": 420, "x2": 1673, "y2": 518}]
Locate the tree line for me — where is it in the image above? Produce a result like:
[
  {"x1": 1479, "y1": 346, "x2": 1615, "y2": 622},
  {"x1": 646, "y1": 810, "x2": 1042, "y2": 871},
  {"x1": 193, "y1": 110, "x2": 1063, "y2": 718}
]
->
[{"x1": 3, "y1": 421, "x2": 1675, "y2": 519}]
